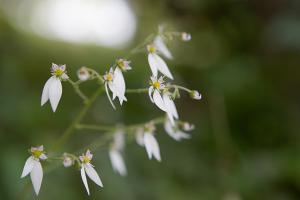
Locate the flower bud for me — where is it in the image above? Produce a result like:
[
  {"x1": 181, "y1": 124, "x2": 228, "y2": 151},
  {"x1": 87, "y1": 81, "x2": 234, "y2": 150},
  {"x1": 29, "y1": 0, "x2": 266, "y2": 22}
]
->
[
  {"x1": 77, "y1": 67, "x2": 90, "y2": 81},
  {"x1": 190, "y1": 90, "x2": 202, "y2": 100},
  {"x1": 63, "y1": 153, "x2": 74, "y2": 167},
  {"x1": 182, "y1": 122, "x2": 195, "y2": 131},
  {"x1": 181, "y1": 32, "x2": 191, "y2": 41}
]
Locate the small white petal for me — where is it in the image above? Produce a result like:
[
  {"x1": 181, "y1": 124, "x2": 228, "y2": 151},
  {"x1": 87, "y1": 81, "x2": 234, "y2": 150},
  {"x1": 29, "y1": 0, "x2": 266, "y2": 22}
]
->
[
  {"x1": 114, "y1": 131, "x2": 125, "y2": 151},
  {"x1": 135, "y1": 129, "x2": 144, "y2": 146},
  {"x1": 149, "y1": 54, "x2": 173, "y2": 79},
  {"x1": 164, "y1": 120, "x2": 191, "y2": 141},
  {"x1": 163, "y1": 94, "x2": 178, "y2": 119},
  {"x1": 81, "y1": 167, "x2": 90, "y2": 195},
  {"x1": 41, "y1": 76, "x2": 55, "y2": 106},
  {"x1": 39, "y1": 154, "x2": 47, "y2": 160},
  {"x1": 148, "y1": 54, "x2": 158, "y2": 76},
  {"x1": 109, "y1": 150, "x2": 127, "y2": 176},
  {"x1": 153, "y1": 90, "x2": 166, "y2": 112},
  {"x1": 144, "y1": 133, "x2": 161, "y2": 161},
  {"x1": 30, "y1": 160, "x2": 43, "y2": 195},
  {"x1": 21, "y1": 156, "x2": 35, "y2": 178},
  {"x1": 154, "y1": 36, "x2": 173, "y2": 60},
  {"x1": 148, "y1": 86, "x2": 154, "y2": 103},
  {"x1": 84, "y1": 163, "x2": 103, "y2": 187},
  {"x1": 49, "y1": 77, "x2": 62, "y2": 112},
  {"x1": 114, "y1": 68, "x2": 126, "y2": 97}
]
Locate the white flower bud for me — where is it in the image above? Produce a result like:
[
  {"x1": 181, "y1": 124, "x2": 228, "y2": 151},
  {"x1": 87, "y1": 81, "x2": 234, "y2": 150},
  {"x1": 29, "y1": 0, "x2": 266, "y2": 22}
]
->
[
  {"x1": 63, "y1": 153, "x2": 74, "y2": 167},
  {"x1": 182, "y1": 122, "x2": 195, "y2": 131},
  {"x1": 77, "y1": 67, "x2": 90, "y2": 81},
  {"x1": 190, "y1": 90, "x2": 202, "y2": 100},
  {"x1": 181, "y1": 32, "x2": 191, "y2": 41}
]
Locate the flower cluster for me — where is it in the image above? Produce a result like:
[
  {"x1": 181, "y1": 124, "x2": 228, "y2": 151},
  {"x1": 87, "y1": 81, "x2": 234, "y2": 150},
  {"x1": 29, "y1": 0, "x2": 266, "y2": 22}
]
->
[{"x1": 22, "y1": 28, "x2": 202, "y2": 196}]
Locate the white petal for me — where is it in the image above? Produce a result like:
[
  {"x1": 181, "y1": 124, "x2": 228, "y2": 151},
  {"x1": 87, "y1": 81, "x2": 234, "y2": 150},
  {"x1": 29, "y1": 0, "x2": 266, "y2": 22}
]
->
[
  {"x1": 105, "y1": 83, "x2": 116, "y2": 110},
  {"x1": 49, "y1": 77, "x2": 62, "y2": 112},
  {"x1": 153, "y1": 90, "x2": 166, "y2": 112},
  {"x1": 21, "y1": 156, "x2": 35, "y2": 178},
  {"x1": 30, "y1": 160, "x2": 43, "y2": 195},
  {"x1": 114, "y1": 68, "x2": 126, "y2": 97},
  {"x1": 81, "y1": 167, "x2": 90, "y2": 195},
  {"x1": 148, "y1": 54, "x2": 158, "y2": 76},
  {"x1": 148, "y1": 86, "x2": 154, "y2": 103},
  {"x1": 39, "y1": 154, "x2": 47, "y2": 160},
  {"x1": 163, "y1": 94, "x2": 178, "y2": 119},
  {"x1": 154, "y1": 36, "x2": 173, "y2": 60},
  {"x1": 144, "y1": 133, "x2": 161, "y2": 161},
  {"x1": 164, "y1": 120, "x2": 190, "y2": 141},
  {"x1": 109, "y1": 150, "x2": 127, "y2": 176},
  {"x1": 135, "y1": 130, "x2": 144, "y2": 146},
  {"x1": 41, "y1": 76, "x2": 55, "y2": 106},
  {"x1": 149, "y1": 54, "x2": 173, "y2": 79},
  {"x1": 84, "y1": 164, "x2": 103, "y2": 187}
]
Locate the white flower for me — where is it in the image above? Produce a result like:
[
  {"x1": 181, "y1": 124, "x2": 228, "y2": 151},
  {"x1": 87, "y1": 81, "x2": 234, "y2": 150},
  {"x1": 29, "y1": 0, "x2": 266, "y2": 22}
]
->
[
  {"x1": 62, "y1": 153, "x2": 74, "y2": 168},
  {"x1": 21, "y1": 145, "x2": 47, "y2": 195},
  {"x1": 164, "y1": 119, "x2": 191, "y2": 141},
  {"x1": 181, "y1": 32, "x2": 192, "y2": 41},
  {"x1": 103, "y1": 67, "x2": 127, "y2": 109},
  {"x1": 153, "y1": 36, "x2": 173, "y2": 60},
  {"x1": 190, "y1": 90, "x2": 202, "y2": 100},
  {"x1": 79, "y1": 150, "x2": 103, "y2": 195},
  {"x1": 137, "y1": 123, "x2": 161, "y2": 161},
  {"x1": 148, "y1": 76, "x2": 178, "y2": 125},
  {"x1": 116, "y1": 58, "x2": 132, "y2": 71},
  {"x1": 109, "y1": 131, "x2": 127, "y2": 176},
  {"x1": 77, "y1": 67, "x2": 90, "y2": 81},
  {"x1": 41, "y1": 63, "x2": 68, "y2": 112},
  {"x1": 147, "y1": 44, "x2": 173, "y2": 79}
]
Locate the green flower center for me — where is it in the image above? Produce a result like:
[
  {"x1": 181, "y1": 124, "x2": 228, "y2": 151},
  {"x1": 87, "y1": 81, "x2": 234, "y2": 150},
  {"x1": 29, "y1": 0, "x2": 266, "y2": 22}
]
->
[
  {"x1": 32, "y1": 150, "x2": 42, "y2": 159},
  {"x1": 54, "y1": 69, "x2": 64, "y2": 77}
]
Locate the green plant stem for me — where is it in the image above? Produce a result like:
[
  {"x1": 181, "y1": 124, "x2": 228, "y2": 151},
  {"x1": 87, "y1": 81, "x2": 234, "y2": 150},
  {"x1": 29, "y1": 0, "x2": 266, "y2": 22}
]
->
[
  {"x1": 67, "y1": 79, "x2": 88, "y2": 102},
  {"x1": 52, "y1": 86, "x2": 105, "y2": 151},
  {"x1": 126, "y1": 88, "x2": 148, "y2": 93}
]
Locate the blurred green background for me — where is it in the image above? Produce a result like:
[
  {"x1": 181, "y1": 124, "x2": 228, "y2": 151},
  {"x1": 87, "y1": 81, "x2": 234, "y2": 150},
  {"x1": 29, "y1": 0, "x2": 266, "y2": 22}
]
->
[{"x1": 0, "y1": 0, "x2": 300, "y2": 199}]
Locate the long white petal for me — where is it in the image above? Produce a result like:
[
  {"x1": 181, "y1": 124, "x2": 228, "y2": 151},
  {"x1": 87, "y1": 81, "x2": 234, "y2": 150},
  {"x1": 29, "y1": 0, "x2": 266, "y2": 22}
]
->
[
  {"x1": 164, "y1": 120, "x2": 191, "y2": 141},
  {"x1": 148, "y1": 86, "x2": 154, "y2": 103},
  {"x1": 154, "y1": 36, "x2": 173, "y2": 60},
  {"x1": 21, "y1": 156, "x2": 35, "y2": 178},
  {"x1": 41, "y1": 76, "x2": 55, "y2": 106},
  {"x1": 30, "y1": 160, "x2": 43, "y2": 195},
  {"x1": 153, "y1": 90, "x2": 166, "y2": 112},
  {"x1": 163, "y1": 94, "x2": 178, "y2": 119},
  {"x1": 149, "y1": 54, "x2": 173, "y2": 79},
  {"x1": 105, "y1": 83, "x2": 116, "y2": 110},
  {"x1": 148, "y1": 54, "x2": 158, "y2": 76},
  {"x1": 135, "y1": 130, "x2": 144, "y2": 146},
  {"x1": 84, "y1": 163, "x2": 103, "y2": 187},
  {"x1": 81, "y1": 167, "x2": 90, "y2": 195},
  {"x1": 114, "y1": 68, "x2": 126, "y2": 97},
  {"x1": 109, "y1": 150, "x2": 127, "y2": 176},
  {"x1": 144, "y1": 133, "x2": 161, "y2": 161},
  {"x1": 49, "y1": 77, "x2": 62, "y2": 112}
]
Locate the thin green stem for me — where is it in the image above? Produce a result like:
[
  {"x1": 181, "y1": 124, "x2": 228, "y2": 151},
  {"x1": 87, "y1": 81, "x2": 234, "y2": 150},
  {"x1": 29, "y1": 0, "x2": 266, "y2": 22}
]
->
[
  {"x1": 126, "y1": 88, "x2": 148, "y2": 93},
  {"x1": 67, "y1": 79, "x2": 89, "y2": 102},
  {"x1": 52, "y1": 86, "x2": 105, "y2": 151},
  {"x1": 76, "y1": 124, "x2": 115, "y2": 132}
]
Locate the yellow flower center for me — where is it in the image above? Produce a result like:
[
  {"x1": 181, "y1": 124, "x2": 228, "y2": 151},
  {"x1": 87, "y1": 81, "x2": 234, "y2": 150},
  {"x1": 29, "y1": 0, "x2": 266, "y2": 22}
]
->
[
  {"x1": 54, "y1": 69, "x2": 64, "y2": 77},
  {"x1": 82, "y1": 156, "x2": 91, "y2": 164},
  {"x1": 106, "y1": 73, "x2": 113, "y2": 81},
  {"x1": 153, "y1": 81, "x2": 161, "y2": 89},
  {"x1": 148, "y1": 45, "x2": 156, "y2": 54},
  {"x1": 32, "y1": 150, "x2": 42, "y2": 159}
]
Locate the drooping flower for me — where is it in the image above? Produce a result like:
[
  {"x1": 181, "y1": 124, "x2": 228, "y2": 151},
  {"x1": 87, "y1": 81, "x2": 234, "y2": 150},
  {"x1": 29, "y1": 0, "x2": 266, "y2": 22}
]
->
[
  {"x1": 103, "y1": 67, "x2": 127, "y2": 109},
  {"x1": 147, "y1": 44, "x2": 173, "y2": 79},
  {"x1": 136, "y1": 123, "x2": 161, "y2": 161},
  {"x1": 181, "y1": 32, "x2": 192, "y2": 41},
  {"x1": 77, "y1": 67, "x2": 91, "y2": 81},
  {"x1": 164, "y1": 119, "x2": 191, "y2": 141},
  {"x1": 190, "y1": 90, "x2": 202, "y2": 100},
  {"x1": 148, "y1": 76, "x2": 178, "y2": 125},
  {"x1": 41, "y1": 63, "x2": 69, "y2": 112},
  {"x1": 109, "y1": 130, "x2": 127, "y2": 176},
  {"x1": 21, "y1": 145, "x2": 47, "y2": 195},
  {"x1": 79, "y1": 150, "x2": 103, "y2": 195},
  {"x1": 62, "y1": 153, "x2": 74, "y2": 168}
]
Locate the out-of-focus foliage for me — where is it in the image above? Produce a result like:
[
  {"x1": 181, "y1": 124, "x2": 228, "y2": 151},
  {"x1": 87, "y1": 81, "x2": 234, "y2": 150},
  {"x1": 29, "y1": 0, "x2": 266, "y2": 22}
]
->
[{"x1": 0, "y1": 0, "x2": 300, "y2": 199}]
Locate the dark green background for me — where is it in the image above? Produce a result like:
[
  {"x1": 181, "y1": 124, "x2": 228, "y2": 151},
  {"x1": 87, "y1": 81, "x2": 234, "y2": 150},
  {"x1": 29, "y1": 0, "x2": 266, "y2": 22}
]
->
[{"x1": 0, "y1": 0, "x2": 300, "y2": 199}]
